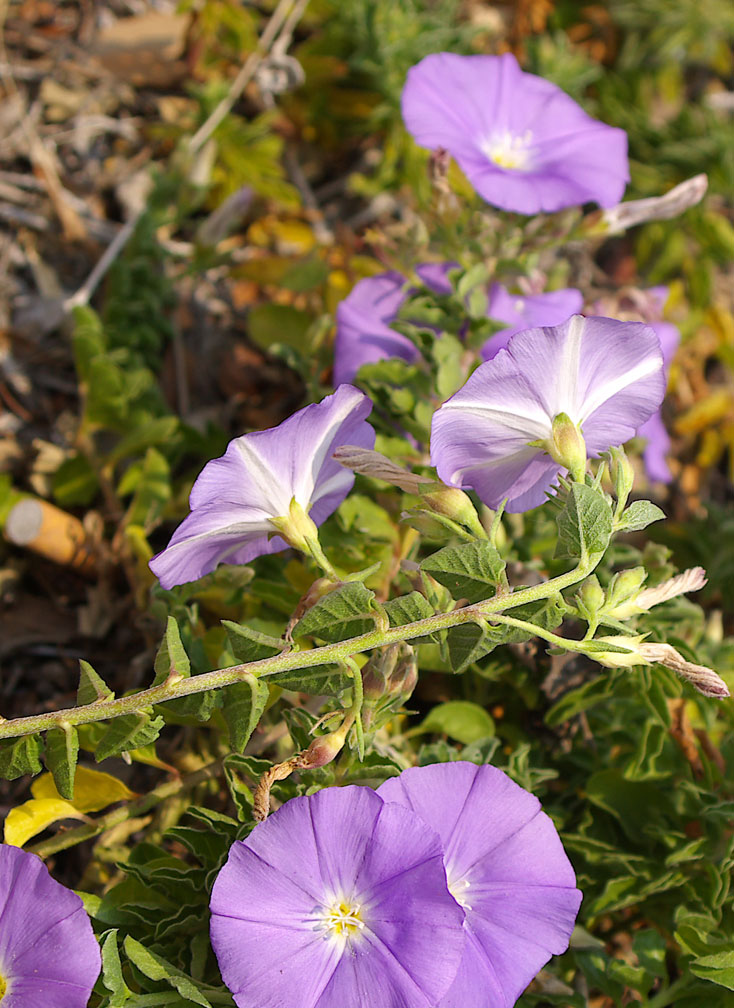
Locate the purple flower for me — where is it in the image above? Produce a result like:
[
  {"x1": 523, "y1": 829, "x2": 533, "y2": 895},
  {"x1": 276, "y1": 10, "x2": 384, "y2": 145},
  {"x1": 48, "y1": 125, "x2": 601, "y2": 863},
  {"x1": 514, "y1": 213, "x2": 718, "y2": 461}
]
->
[
  {"x1": 150, "y1": 386, "x2": 375, "y2": 588},
  {"x1": 0, "y1": 845, "x2": 100, "y2": 1007},
  {"x1": 333, "y1": 265, "x2": 456, "y2": 385},
  {"x1": 210, "y1": 785, "x2": 466, "y2": 1008},
  {"x1": 334, "y1": 273, "x2": 419, "y2": 387},
  {"x1": 431, "y1": 315, "x2": 665, "y2": 511},
  {"x1": 402, "y1": 52, "x2": 628, "y2": 215},
  {"x1": 481, "y1": 284, "x2": 584, "y2": 360},
  {"x1": 378, "y1": 763, "x2": 582, "y2": 1008},
  {"x1": 637, "y1": 287, "x2": 680, "y2": 482}
]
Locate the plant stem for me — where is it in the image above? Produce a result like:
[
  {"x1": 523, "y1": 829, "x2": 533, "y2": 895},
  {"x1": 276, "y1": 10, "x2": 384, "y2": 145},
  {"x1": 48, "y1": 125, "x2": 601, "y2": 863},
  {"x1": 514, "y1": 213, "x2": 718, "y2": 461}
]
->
[{"x1": 0, "y1": 557, "x2": 595, "y2": 742}]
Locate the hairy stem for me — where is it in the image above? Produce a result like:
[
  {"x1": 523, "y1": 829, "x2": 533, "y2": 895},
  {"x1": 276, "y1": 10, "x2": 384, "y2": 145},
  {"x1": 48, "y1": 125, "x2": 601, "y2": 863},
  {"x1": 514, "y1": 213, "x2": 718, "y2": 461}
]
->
[{"x1": 0, "y1": 557, "x2": 595, "y2": 741}]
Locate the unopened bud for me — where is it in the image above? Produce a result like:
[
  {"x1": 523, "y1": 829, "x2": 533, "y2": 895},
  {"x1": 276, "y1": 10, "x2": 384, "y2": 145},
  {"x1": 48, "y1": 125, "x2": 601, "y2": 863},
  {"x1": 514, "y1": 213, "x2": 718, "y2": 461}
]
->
[
  {"x1": 607, "y1": 567, "x2": 647, "y2": 611},
  {"x1": 419, "y1": 485, "x2": 486, "y2": 538},
  {"x1": 300, "y1": 724, "x2": 350, "y2": 768},
  {"x1": 545, "y1": 413, "x2": 587, "y2": 482},
  {"x1": 590, "y1": 636, "x2": 730, "y2": 699},
  {"x1": 603, "y1": 174, "x2": 708, "y2": 235},
  {"x1": 608, "y1": 447, "x2": 634, "y2": 510},
  {"x1": 333, "y1": 446, "x2": 433, "y2": 493},
  {"x1": 638, "y1": 642, "x2": 729, "y2": 699},
  {"x1": 576, "y1": 576, "x2": 605, "y2": 617}
]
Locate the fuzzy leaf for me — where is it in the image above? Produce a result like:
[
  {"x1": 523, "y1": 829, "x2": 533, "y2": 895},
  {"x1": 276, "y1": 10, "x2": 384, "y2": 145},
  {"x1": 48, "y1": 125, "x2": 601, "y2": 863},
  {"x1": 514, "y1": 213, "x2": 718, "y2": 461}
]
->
[
  {"x1": 153, "y1": 616, "x2": 191, "y2": 686},
  {"x1": 95, "y1": 713, "x2": 164, "y2": 762},
  {"x1": 556, "y1": 483, "x2": 613, "y2": 558},
  {"x1": 100, "y1": 929, "x2": 131, "y2": 1000},
  {"x1": 45, "y1": 723, "x2": 79, "y2": 800},
  {"x1": 77, "y1": 659, "x2": 114, "y2": 705},
  {"x1": 445, "y1": 622, "x2": 501, "y2": 674},
  {"x1": 223, "y1": 621, "x2": 285, "y2": 664},
  {"x1": 616, "y1": 499, "x2": 666, "y2": 532},
  {"x1": 123, "y1": 936, "x2": 212, "y2": 1007},
  {"x1": 0, "y1": 735, "x2": 43, "y2": 780},
  {"x1": 221, "y1": 676, "x2": 270, "y2": 753},
  {"x1": 421, "y1": 541, "x2": 506, "y2": 602},
  {"x1": 293, "y1": 582, "x2": 376, "y2": 642}
]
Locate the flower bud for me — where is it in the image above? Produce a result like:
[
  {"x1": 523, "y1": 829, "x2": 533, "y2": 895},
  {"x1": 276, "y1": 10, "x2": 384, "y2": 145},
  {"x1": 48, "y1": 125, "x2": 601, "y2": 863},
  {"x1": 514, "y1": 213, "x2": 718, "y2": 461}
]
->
[
  {"x1": 605, "y1": 567, "x2": 647, "y2": 617},
  {"x1": 608, "y1": 446, "x2": 634, "y2": 510},
  {"x1": 576, "y1": 577, "x2": 605, "y2": 619},
  {"x1": 419, "y1": 485, "x2": 486, "y2": 538},
  {"x1": 544, "y1": 413, "x2": 587, "y2": 482},
  {"x1": 300, "y1": 722, "x2": 351, "y2": 769}
]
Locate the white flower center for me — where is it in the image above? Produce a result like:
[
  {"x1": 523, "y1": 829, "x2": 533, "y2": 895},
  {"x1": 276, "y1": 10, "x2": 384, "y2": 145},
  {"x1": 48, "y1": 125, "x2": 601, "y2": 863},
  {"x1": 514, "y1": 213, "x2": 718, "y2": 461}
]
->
[
  {"x1": 447, "y1": 874, "x2": 472, "y2": 911},
  {"x1": 315, "y1": 897, "x2": 366, "y2": 944},
  {"x1": 481, "y1": 129, "x2": 534, "y2": 171}
]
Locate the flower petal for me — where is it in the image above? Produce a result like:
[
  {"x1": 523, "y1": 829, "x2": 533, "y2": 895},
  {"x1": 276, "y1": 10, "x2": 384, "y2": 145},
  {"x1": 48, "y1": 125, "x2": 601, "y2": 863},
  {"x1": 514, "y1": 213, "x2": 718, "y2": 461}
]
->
[
  {"x1": 150, "y1": 387, "x2": 374, "y2": 588},
  {"x1": 379, "y1": 763, "x2": 581, "y2": 1008},
  {"x1": 211, "y1": 786, "x2": 465, "y2": 1008},
  {"x1": 402, "y1": 52, "x2": 628, "y2": 214},
  {"x1": 334, "y1": 274, "x2": 418, "y2": 386}
]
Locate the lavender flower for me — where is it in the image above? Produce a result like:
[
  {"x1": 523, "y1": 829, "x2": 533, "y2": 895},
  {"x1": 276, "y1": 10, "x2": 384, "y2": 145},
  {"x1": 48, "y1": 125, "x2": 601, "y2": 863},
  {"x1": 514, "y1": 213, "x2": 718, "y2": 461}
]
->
[
  {"x1": 481, "y1": 285, "x2": 584, "y2": 360},
  {"x1": 637, "y1": 288, "x2": 680, "y2": 482},
  {"x1": 431, "y1": 315, "x2": 665, "y2": 511},
  {"x1": 378, "y1": 762, "x2": 582, "y2": 1008},
  {"x1": 402, "y1": 52, "x2": 628, "y2": 214},
  {"x1": 0, "y1": 845, "x2": 100, "y2": 1007},
  {"x1": 334, "y1": 273, "x2": 419, "y2": 387},
  {"x1": 333, "y1": 265, "x2": 454, "y2": 386},
  {"x1": 210, "y1": 786, "x2": 465, "y2": 1008},
  {"x1": 150, "y1": 386, "x2": 375, "y2": 588}
]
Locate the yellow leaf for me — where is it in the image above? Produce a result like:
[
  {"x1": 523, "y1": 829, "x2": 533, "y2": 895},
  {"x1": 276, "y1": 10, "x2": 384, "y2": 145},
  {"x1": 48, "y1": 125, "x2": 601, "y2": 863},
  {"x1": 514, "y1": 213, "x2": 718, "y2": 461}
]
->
[
  {"x1": 32, "y1": 765, "x2": 136, "y2": 813},
  {"x1": 4, "y1": 798, "x2": 85, "y2": 848}
]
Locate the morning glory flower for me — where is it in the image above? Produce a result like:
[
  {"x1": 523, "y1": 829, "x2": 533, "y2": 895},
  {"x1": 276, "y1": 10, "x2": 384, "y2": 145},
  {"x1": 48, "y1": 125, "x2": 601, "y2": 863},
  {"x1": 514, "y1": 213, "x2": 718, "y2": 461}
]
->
[
  {"x1": 378, "y1": 762, "x2": 582, "y2": 1008},
  {"x1": 334, "y1": 265, "x2": 454, "y2": 386},
  {"x1": 431, "y1": 315, "x2": 665, "y2": 511},
  {"x1": 210, "y1": 785, "x2": 465, "y2": 1008},
  {"x1": 636, "y1": 287, "x2": 680, "y2": 482},
  {"x1": 0, "y1": 845, "x2": 101, "y2": 1007},
  {"x1": 402, "y1": 52, "x2": 628, "y2": 214},
  {"x1": 481, "y1": 284, "x2": 584, "y2": 360},
  {"x1": 150, "y1": 386, "x2": 375, "y2": 588}
]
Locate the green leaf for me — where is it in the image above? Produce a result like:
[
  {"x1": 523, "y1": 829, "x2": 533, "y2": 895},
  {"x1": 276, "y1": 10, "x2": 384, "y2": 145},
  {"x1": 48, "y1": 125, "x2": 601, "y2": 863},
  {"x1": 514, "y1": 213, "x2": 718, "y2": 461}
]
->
[
  {"x1": 153, "y1": 616, "x2": 191, "y2": 686},
  {"x1": 221, "y1": 676, "x2": 270, "y2": 752},
  {"x1": 223, "y1": 621, "x2": 285, "y2": 664},
  {"x1": 268, "y1": 664, "x2": 351, "y2": 697},
  {"x1": 417, "y1": 701, "x2": 494, "y2": 744},
  {"x1": 0, "y1": 735, "x2": 43, "y2": 780},
  {"x1": 71, "y1": 305, "x2": 106, "y2": 380},
  {"x1": 45, "y1": 723, "x2": 79, "y2": 800},
  {"x1": 52, "y1": 454, "x2": 99, "y2": 507},
  {"x1": 123, "y1": 935, "x2": 212, "y2": 1007},
  {"x1": 99, "y1": 929, "x2": 131, "y2": 1000},
  {"x1": 421, "y1": 541, "x2": 506, "y2": 602},
  {"x1": 95, "y1": 713, "x2": 164, "y2": 762},
  {"x1": 77, "y1": 659, "x2": 114, "y2": 705},
  {"x1": 293, "y1": 582, "x2": 376, "y2": 642},
  {"x1": 382, "y1": 591, "x2": 437, "y2": 642},
  {"x1": 690, "y1": 953, "x2": 734, "y2": 992},
  {"x1": 556, "y1": 483, "x2": 613, "y2": 558},
  {"x1": 445, "y1": 622, "x2": 501, "y2": 674},
  {"x1": 545, "y1": 675, "x2": 609, "y2": 725},
  {"x1": 616, "y1": 499, "x2": 666, "y2": 532}
]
